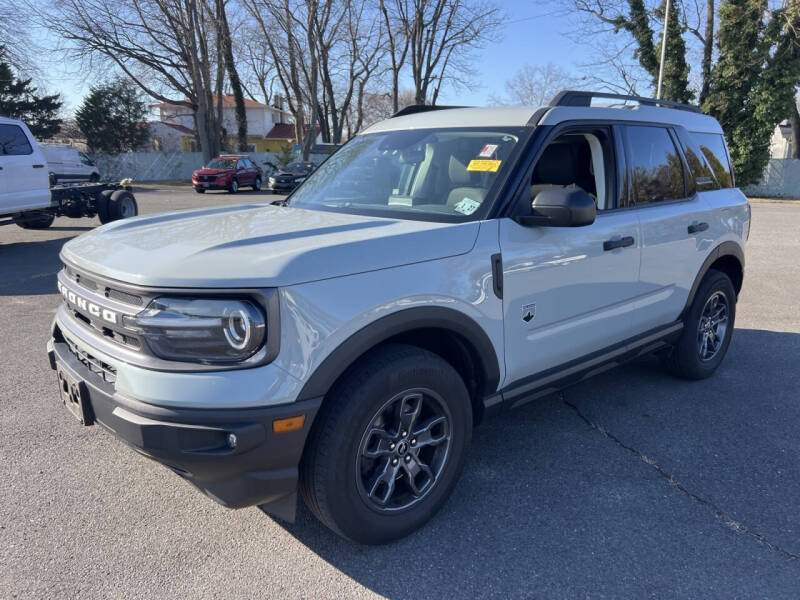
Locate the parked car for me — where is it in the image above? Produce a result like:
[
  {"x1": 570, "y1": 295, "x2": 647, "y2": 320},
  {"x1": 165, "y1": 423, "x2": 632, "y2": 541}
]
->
[
  {"x1": 192, "y1": 155, "x2": 262, "y2": 194},
  {"x1": 0, "y1": 117, "x2": 137, "y2": 230},
  {"x1": 47, "y1": 91, "x2": 748, "y2": 545},
  {"x1": 268, "y1": 160, "x2": 317, "y2": 194},
  {"x1": 41, "y1": 143, "x2": 101, "y2": 184}
]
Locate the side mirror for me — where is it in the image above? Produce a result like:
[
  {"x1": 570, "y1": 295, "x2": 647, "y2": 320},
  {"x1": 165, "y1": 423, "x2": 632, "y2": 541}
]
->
[{"x1": 514, "y1": 188, "x2": 596, "y2": 227}]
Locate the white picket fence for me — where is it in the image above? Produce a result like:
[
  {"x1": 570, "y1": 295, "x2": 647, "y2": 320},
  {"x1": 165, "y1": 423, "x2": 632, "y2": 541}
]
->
[
  {"x1": 743, "y1": 159, "x2": 800, "y2": 198},
  {"x1": 93, "y1": 151, "x2": 329, "y2": 182}
]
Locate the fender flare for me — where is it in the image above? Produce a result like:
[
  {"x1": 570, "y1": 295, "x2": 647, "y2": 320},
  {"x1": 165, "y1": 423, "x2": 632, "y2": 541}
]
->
[
  {"x1": 681, "y1": 241, "x2": 744, "y2": 318},
  {"x1": 295, "y1": 306, "x2": 501, "y2": 401}
]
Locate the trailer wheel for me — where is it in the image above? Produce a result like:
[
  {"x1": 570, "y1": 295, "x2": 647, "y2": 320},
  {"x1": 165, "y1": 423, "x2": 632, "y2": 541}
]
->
[{"x1": 14, "y1": 211, "x2": 55, "y2": 230}]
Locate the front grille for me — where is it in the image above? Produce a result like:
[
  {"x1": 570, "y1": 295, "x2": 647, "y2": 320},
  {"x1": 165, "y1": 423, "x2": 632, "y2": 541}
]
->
[
  {"x1": 107, "y1": 288, "x2": 143, "y2": 306},
  {"x1": 59, "y1": 263, "x2": 149, "y2": 353},
  {"x1": 198, "y1": 175, "x2": 217, "y2": 182},
  {"x1": 64, "y1": 264, "x2": 145, "y2": 307},
  {"x1": 64, "y1": 333, "x2": 117, "y2": 385}
]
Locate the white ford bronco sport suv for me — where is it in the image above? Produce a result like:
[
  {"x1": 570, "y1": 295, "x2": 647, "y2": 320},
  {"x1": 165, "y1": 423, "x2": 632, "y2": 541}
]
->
[{"x1": 48, "y1": 91, "x2": 749, "y2": 544}]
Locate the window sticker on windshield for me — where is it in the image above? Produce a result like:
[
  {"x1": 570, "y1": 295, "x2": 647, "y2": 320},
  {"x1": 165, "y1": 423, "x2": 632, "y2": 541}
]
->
[
  {"x1": 467, "y1": 159, "x2": 501, "y2": 172},
  {"x1": 479, "y1": 144, "x2": 499, "y2": 158},
  {"x1": 454, "y1": 197, "x2": 481, "y2": 215}
]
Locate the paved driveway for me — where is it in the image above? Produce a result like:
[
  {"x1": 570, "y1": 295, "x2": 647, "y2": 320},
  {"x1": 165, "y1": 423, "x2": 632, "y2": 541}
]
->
[{"x1": 1, "y1": 191, "x2": 799, "y2": 598}]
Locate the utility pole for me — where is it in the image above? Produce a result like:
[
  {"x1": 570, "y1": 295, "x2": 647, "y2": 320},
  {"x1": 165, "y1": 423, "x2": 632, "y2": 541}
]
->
[{"x1": 656, "y1": 0, "x2": 672, "y2": 99}]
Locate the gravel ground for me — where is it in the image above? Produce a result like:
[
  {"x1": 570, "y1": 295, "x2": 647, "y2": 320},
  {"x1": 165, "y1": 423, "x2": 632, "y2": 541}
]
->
[{"x1": 1, "y1": 189, "x2": 799, "y2": 599}]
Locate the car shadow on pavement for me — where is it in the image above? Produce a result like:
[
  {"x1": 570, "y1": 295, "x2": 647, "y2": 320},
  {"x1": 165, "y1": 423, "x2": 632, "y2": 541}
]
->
[
  {"x1": 276, "y1": 328, "x2": 800, "y2": 598},
  {"x1": 0, "y1": 236, "x2": 79, "y2": 296}
]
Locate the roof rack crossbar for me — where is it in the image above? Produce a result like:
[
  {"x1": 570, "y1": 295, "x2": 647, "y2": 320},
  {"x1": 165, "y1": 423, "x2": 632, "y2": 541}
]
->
[
  {"x1": 391, "y1": 104, "x2": 469, "y2": 118},
  {"x1": 549, "y1": 90, "x2": 701, "y2": 114}
]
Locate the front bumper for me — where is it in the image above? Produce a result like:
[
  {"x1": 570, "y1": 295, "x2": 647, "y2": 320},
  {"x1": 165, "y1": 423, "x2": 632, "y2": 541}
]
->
[{"x1": 47, "y1": 335, "x2": 321, "y2": 519}]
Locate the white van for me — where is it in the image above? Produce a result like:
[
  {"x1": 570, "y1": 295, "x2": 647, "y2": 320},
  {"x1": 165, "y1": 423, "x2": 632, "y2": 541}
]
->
[{"x1": 41, "y1": 144, "x2": 100, "y2": 184}]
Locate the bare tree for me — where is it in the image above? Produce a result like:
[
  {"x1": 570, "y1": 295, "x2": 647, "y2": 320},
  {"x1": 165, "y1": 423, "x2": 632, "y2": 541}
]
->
[
  {"x1": 491, "y1": 63, "x2": 581, "y2": 106},
  {"x1": 0, "y1": 0, "x2": 36, "y2": 74},
  {"x1": 243, "y1": 0, "x2": 322, "y2": 158},
  {"x1": 216, "y1": 0, "x2": 248, "y2": 151},
  {"x1": 380, "y1": 0, "x2": 502, "y2": 106},
  {"x1": 42, "y1": 0, "x2": 223, "y2": 161}
]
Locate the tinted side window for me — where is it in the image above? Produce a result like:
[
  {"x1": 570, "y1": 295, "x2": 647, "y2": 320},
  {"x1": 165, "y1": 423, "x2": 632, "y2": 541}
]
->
[
  {"x1": 626, "y1": 126, "x2": 685, "y2": 205},
  {"x1": 675, "y1": 128, "x2": 718, "y2": 193},
  {"x1": 692, "y1": 132, "x2": 734, "y2": 188},
  {"x1": 0, "y1": 124, "x2": 33, "y2": 156}
]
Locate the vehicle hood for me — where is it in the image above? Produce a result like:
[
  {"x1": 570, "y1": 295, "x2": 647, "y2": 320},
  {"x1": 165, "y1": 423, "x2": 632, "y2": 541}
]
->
[
  {"x1": 193, "y1": 167, "x2": 233, "y2": 176},
  {"x1": 61, "y1": 204, "x2": 481, "y2": 288}
]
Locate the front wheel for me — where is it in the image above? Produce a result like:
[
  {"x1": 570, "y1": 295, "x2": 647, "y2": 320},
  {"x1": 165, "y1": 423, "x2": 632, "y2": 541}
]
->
[
  {"x1": 300, "y1": 344, "x2": 472, "y2": 544},
  {"x1": 665, "y1": 269, "x2": 736, "y2": 380}
]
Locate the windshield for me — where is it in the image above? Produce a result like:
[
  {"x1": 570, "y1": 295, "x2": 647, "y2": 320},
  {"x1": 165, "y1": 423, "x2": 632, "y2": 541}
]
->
[
  {"x1": 207, "y1": 158, "x2": 236, "y2": 169},
  {"x1": 285, "y1": 161, "x2": 315, "y2": 174},
  {"x1": 289, "y1": 127, "x2": 525, "y2": 222}
]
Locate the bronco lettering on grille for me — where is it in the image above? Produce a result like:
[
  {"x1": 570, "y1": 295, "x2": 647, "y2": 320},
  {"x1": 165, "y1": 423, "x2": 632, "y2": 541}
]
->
[{"x1": 57, "y1": 281, "x2": 118, "y2": 324}]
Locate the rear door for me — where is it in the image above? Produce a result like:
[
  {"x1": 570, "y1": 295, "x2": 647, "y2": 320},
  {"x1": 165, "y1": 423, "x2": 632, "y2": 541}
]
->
[
  {"x1": 499, "y1": 123, "x2": 645, "y2": 385},
  {"x1": 623, "y1": 124, "x2": 716, "y2": 328},
  {"x1": 0, "y1": 122, "x2": 51, "y2": 213}
]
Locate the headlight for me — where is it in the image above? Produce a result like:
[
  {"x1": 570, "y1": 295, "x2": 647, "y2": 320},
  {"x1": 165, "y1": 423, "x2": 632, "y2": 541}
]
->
[{"x1": 124, "y1": 297, "x2": 266, "y2": 363}]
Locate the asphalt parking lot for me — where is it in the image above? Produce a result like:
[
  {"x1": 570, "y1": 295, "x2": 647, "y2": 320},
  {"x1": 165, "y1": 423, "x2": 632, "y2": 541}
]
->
[{"x1": 1, "y1": 188, "x2": 799, "y2": 599}]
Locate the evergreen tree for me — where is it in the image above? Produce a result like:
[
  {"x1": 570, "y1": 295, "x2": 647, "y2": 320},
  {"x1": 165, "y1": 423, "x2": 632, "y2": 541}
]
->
[
  {"x1": 75, "y1": 79, "x2": 150, "y2": 154},
  {"x1": 704, "y1": 0, "x2": 800, "y2": 186},
  {"x1": 612, "y1": 0, "x2": 693, "y2": 103},
  {"x1": 0, "y1": 46, "x2": 62, "y2": 137}
]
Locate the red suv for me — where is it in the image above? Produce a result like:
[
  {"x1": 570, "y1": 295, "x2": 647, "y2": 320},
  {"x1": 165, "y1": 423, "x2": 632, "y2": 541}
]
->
[{"x1": 192, "y1": 155, "x2": 263, "y2": 194}]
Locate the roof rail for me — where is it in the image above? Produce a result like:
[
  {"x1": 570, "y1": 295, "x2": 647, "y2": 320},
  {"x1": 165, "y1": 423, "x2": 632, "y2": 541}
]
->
[
  {"x1": 391, "y1": 104, "x2": 469, "y2": 118},
  {"x1": 549, "y1": 90, "x2": 701, "y2": 114}
]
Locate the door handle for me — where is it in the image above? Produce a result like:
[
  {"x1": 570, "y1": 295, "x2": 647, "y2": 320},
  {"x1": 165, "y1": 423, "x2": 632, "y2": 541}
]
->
[
  {"x1": 603, "y1": 236, "x2": 635, "y2": 251},
  {"x1": 688, "y1": 221, "x2": 709, "y2": 234},
  {"x1": 32, "y1": 164, "x2": 45, "y2": 168}
]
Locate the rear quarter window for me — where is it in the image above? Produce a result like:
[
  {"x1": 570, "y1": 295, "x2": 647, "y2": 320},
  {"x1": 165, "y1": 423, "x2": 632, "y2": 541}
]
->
[
  {"x1": 0, "y1": 124, "x2": 33, "y2": 156},
  {"x1": 691, "y1": 132, "x2": 734, "y2": 188}
]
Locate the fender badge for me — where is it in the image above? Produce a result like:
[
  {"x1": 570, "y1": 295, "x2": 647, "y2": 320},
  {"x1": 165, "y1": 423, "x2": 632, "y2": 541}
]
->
[{"x1": 522, "y1": 303, "x2": 536, "y2": 324}]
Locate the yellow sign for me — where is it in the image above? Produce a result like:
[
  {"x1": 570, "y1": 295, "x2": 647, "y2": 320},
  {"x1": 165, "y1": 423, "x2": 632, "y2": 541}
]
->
[{"x1": 467, "y1": 159, "x2": 502, "y2": 172}]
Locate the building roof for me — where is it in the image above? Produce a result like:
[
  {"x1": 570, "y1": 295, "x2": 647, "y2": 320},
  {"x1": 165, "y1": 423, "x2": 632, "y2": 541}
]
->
[
  {"x1": 154, "y1": 121, "x2": 194, "y2": 135},
  {"x1": 152, "y1": 95, "x2": 286, "y2": 111},
  {"x1": 266, "y1": 123, "x2": 320, "y2": 140}
]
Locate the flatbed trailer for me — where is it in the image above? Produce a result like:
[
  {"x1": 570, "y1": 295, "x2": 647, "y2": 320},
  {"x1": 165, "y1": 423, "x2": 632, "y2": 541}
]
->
[{"x1": 2, "y1": 180, "x2": 138, "y2": 230}]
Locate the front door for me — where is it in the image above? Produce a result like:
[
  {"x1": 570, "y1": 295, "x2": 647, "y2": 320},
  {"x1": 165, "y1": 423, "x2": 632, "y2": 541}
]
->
[
  {"x1": 0, "y1": 123, "x2": 51, "y2": 213},
  {"x1": 499, "y1": 125, "x2": 646, "y2": 388}
]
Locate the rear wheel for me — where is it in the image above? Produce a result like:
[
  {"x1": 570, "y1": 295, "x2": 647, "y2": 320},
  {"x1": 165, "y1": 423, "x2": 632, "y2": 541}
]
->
[
  {"x1": 89, "y1": 173, "x2": 100, "y2": 183},
  {"x1": 14, "y1": 211, "x2": 55, "y2": 230},
  {"x1": 228, "y1": 178, "x2": 239, "y2": 194},
  {"x1": 253, "y1": 177, "x2": 262, "y2": 191},
  {"x1": 300, "y1": 344, "x2": 472, "y2": 544},
  {"x1": 665, "y1": 269, "x2": 736, "y2": 380},
  {"x1": 99, "y1": 189, "x2": 138, "y2": 224}
]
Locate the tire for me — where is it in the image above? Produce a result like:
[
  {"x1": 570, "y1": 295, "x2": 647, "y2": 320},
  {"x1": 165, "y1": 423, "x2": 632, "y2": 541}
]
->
[
  {"x1": 300, "y1": 343, "x2": 472, "y2": 544},
  {"x1": 228, "y1": 178, "x2": 239, "y2": 194},
  {"x1": 253, "y1": 177, "x2": 262, "y2": 191},
  {"x1": 194, "y1": 187, "x2": 206, "y2": 194},
  {"x1": 97, "y1": 189, "x2": 114, "y2": 224},
  {"x1": 89, "y1": 173, "x2": 100, "y2": 183},
  {"x1": 14, "y1": 211, "x2": 55, "y2": 230},
  {"x1": 102, "y1": 189, "x2": 138, "y2": 223},
  {"x1": 665, "y1": 269, "x2": 736, "y2": 380}
]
